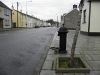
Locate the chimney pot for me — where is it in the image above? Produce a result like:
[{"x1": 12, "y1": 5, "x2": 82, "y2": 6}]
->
[{"x1": 73, "y1": 4, "x2": 77, "y2": 9}]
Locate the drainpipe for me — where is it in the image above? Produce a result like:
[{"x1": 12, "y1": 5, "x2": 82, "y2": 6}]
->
[
  {"x1": 88, "y1": 1, "x2": 91, "y2": 35},
  {"x1": 17, "y1": 2, "x2": 19, "y2": 28},
  {"x1": 11, "y1": 10, "x2": 12, "y2": 29}
]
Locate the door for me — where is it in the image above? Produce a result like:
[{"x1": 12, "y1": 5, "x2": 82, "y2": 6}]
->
[
  {"x1": 0, "y1": 18, "x2": 3, "y2": 28},
  {"x1": 13, "y1": 22, "x2": 16, "y2": 28}
]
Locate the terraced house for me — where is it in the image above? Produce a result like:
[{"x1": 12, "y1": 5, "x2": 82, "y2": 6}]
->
[
  {"x1": 0, "y1": 1, "x2": 12, "y2": 29},
  {"x1": 12, "y1": 9, "x2": 28, "y2": 28},
  {"x1": 12, "y1": 8, "x2": 48, "y2": 28},
  {"x1": 79, "y1": 0, "x2": 100, "y2": 35}
]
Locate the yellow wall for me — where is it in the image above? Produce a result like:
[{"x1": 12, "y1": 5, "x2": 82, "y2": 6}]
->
[
  {"x1": 12, "y1": 9, "x2": 46, "y2": 28},
  {"x1": 12, "y1": 9, "x2": 26, "y2": 28}
]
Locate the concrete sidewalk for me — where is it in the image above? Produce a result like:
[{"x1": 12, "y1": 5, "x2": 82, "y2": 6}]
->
[{"x1": 40, "y1": 30, "x2": 100, "y2": 75}]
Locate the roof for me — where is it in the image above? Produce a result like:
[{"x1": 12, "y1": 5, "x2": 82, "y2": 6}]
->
[
  {"x1": 80, "y1": 0, "x2": 100, "y2": 4},
  {"x1": 79, "y1": 0, "x2": 100, "y2": 8},
  {"x1": 88, "y1": 0, "x2": 100, "y2": 1},
  {"x1": 0, "y1": 1, "x2": 11, "y2": 10}
]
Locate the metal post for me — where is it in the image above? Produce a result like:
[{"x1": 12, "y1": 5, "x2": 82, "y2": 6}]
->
[{"x1": 26, "y1": 0, "x2": 27, "y2": 28}]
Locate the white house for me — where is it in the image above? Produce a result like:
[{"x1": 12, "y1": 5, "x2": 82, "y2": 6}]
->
[
  {"x1": 27, "y1": 15, "x2": 34, "y2": 28},
  {"x1": 79, "y1": 0, "x2": 100, "y2": 35},
  {"x1": 0, "y1": 1, "x2": 12, "y2": 29},
  {"x1": 32, "y1": 17, "x2": 38, "y2": 28}
]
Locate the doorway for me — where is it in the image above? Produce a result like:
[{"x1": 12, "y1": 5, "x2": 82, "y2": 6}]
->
[{"x1": 0, "y1": 18, "x2": 3, "y2": 28}]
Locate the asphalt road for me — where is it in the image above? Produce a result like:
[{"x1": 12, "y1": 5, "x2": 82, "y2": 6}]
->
[{"x1": 0, "y1": 27, "x2": 57, "y2": 75}]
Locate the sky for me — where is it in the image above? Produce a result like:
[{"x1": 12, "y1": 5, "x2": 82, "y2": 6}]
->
[{"x1": 1, "y1": 0, "x2": 81, "y2": 21}]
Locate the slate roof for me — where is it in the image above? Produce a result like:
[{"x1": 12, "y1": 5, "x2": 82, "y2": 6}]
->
[{"x1": 0, "y1": 1, "x2": 11, "y2": 10}]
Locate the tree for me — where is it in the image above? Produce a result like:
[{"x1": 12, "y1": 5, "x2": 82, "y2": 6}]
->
[
  {"x1": 69, "y1": 22, "x2": 80, "y2": 67},
  {"x1": 46, "y1": 19, "x2": 55, "y2": 26}
]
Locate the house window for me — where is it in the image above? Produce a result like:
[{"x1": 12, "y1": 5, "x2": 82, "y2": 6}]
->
[
  {"x1": 83, "y1": 10, "x2": 86, "y2": 23},
  {"x1": 4, "y1": 8, "x2": 9, "y2": 16}
]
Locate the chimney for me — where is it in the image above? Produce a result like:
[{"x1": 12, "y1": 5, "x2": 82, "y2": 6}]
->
[{"x1": 73, "y1": 4, "x2": 77, "y2": 9}]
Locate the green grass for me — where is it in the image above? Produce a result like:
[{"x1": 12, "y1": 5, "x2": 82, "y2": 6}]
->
[{"x1": 58, "y1": 57, "x2": 86, "y2": 68}]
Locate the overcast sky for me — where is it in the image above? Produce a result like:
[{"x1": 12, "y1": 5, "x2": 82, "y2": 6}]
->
[{"x1": 1, "y1": 0, "x2": 81, "y2": 21}]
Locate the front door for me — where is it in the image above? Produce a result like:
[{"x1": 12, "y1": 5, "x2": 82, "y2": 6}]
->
[
  {"x1": 13, "y1": 22, "x2": 16, "y2": 28},
  {"x1": 0, "y1": 18, "x2": 3, "y2": 28}
]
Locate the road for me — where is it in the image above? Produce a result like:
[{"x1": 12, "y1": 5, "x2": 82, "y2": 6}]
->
[{"x1": 0, "y1": 27, "x2": 57, "y2": 75}]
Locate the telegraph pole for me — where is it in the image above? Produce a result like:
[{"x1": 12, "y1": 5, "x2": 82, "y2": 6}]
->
[{"x1": 17, "y1": 2, "x2": 19, "y2": 27}]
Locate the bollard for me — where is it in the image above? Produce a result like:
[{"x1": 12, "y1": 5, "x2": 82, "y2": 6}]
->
[{"x1": 58, "y1": 26, "x2": 68, "y2": 54}]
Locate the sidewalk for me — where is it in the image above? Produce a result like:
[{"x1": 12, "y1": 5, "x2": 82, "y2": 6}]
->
[{"x1": 40, "y1": 30, "x2": 100, "y2": 75}]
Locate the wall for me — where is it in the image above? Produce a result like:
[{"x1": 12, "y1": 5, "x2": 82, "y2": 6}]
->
[
  {"x1": 80, "y1": 0, "x2": 90, "y2": 32},
  {"x1": 3, "y1": 8, "x2": 12, "y2": 28},
  {"x1": 0, "y1": 7, "x2": 3, "y2": 18},
  {"x1": 27, "y1": 17, "x2": 33, "y2": 28},
  {"x1": 90, "y1": 1, "x2": 100, "y2": 32},
  {"x1": 0, "y1": 7, "x2": 11, "y2": 29},
  {"x1": 12, "y1": 10, "x2": 17, "y2": 27},
  {"x1": 12, "y1": 9, "x2": 44, "y2": 28},
  {"x1": 64, "y1": 9, "x2": 80, "y2": 29},
  {"x1": 12, "y1": 10, "x2": 27, "y2": 28}
]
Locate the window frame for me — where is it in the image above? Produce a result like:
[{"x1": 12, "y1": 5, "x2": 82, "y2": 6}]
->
[{"x1": 83, "y1": 9, "x2": 86, "y2": 23}]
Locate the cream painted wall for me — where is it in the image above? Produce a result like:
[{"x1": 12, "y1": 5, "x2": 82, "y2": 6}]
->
[
  {"x1": 27, "y1": 17, "x2": 33, "y2": 28},
  {"x1": 90, "y1": 1, "x2": 100, "y2": 32},
  {"x1": 32, "y1": 18, "x2": 37, "y2": 27},
  {"x1": 0, "y1": 7, "x2": 12, "y2": 28},
  {"x1": 0, "y1": 7, "x2": 3, "y2": 18},
  {"x1": 12, "y1": 9, "x2": 27, "y2": 28},
  {"x1": 80, "y1": 0, "x2": 90, "y2": 32},
  {"x1": 12, "y1": 10, "x2": 17, "y2": 27},
  {"x1": 22, "y1": 15, "x2": 27, "y2": 27},
  {"x1": 3, "y1": 8, "x2": 12, "y2": 28}
]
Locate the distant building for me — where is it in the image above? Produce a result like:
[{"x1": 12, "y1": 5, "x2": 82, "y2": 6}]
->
[
  {"x1": 27, "y1": 15, "x2": 38, "y2": 28},
  {"x1": 61, "y1": 4, "x2": 80, "y2": 30},
  {"x1": 0, "y1": 1, "x2": 12, "y2": 29},
  {"x1": 79, "y1": 0, "x2": 100, "y2": 35}
]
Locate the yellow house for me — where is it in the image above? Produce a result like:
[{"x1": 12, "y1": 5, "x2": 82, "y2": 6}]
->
[
  {"x1": 12, "y1": 9, "x2": 27, "y2": 28},
  {"x1": 12, "y1": 8, "x2": 47, "y2": 28}
]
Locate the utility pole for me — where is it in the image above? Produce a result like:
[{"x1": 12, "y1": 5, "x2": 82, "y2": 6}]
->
[{"x1": 17, "y1": 2, "x2": 19, "y2": 27}]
